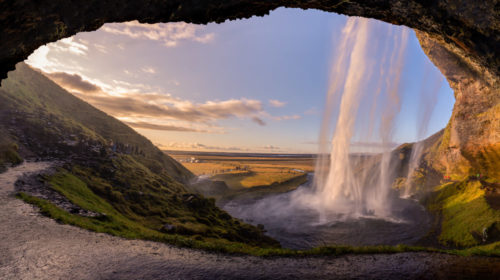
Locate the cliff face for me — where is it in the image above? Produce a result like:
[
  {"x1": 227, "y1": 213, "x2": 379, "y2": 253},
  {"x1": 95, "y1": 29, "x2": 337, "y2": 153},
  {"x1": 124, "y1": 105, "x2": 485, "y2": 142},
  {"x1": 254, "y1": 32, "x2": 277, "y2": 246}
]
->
[
  {"x1": 0, "y1": 1, "x2": 498, "y2": 179},
  {"x1": 417, "y1": 31, "x2": 500, "y2": 180}
]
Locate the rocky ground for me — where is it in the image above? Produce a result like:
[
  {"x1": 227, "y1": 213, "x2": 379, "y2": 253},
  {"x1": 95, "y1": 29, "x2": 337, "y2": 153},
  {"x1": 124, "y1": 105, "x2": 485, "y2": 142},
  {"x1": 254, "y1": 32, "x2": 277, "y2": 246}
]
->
[{"x1": 1, "y1": 162, "x2": 499, "y2": 280}]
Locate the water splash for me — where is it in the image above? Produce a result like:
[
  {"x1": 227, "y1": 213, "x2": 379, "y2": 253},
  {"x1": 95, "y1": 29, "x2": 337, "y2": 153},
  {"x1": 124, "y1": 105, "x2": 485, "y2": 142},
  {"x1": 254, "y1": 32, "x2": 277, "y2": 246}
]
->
[
  {"x1": 294, "y1": 17, "x2": 410, "y2": 221},
  {"x1": 403, "y1": 66, "x2": 442, "y2": 197}
]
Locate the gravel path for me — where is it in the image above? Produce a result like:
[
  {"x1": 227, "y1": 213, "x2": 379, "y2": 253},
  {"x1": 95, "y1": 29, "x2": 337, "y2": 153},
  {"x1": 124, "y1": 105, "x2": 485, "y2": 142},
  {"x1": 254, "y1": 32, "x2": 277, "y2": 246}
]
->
[{"x1": 1, "y1": 162, "x2": 499, "y2": 280}]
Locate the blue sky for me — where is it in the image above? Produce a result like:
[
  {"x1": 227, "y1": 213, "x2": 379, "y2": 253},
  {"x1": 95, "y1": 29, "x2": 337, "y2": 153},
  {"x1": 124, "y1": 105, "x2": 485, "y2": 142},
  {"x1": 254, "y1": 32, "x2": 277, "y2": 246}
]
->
[{"x1": 26, "y1": 8, "x2": 454, "y2": 153}]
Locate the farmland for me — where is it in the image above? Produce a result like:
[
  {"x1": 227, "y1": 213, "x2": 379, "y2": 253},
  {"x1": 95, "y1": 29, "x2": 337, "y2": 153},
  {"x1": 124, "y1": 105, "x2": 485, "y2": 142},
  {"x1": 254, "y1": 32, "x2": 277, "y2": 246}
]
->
[{"x1": 167, "y1": 152, "x2": 315, "y2": 190}]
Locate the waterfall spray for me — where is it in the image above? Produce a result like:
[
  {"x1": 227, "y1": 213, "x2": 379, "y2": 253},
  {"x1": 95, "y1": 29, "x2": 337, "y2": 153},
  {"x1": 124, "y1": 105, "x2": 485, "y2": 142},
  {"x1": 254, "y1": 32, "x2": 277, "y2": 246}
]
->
[
  {"x1": 303, "y1": 17, "x2": 410, "y2": 221},
  {"x1": 403, "y1": 67, "x2": 442, "y2": 197}
]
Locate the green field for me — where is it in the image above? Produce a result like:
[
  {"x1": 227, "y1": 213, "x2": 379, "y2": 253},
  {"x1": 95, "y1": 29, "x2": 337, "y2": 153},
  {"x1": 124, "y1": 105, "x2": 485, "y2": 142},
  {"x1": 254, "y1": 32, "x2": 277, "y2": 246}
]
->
[{"x1": 169, "y1": 153, "x2": 314, "y2": 190}]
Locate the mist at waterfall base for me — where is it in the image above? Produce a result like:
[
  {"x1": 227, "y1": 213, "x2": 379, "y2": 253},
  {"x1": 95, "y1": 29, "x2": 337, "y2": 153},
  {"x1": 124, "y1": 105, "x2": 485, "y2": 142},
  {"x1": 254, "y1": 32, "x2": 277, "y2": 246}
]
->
[{"x1": 222, "y1": 17, "x2": 443, "y2": 249}]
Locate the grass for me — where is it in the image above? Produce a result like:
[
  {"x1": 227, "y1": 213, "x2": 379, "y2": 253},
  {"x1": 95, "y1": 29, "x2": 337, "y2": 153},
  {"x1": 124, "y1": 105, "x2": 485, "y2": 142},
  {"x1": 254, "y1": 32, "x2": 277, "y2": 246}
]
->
[
  {"x1": 35, "y1": 164, "x2": 279, "y2": 248},
  {"x1": 171, "y1": 154, "x2": 313, "y2": 189},
  {"x1": 17, "y1": 191, "x2": 499, "y2": 257},
  {"x1": 425, "y1": 179, "x2": 500, "y2": 247},
  {"x1": 0, "y1": 140, "x2": 23, "y2": 173}
]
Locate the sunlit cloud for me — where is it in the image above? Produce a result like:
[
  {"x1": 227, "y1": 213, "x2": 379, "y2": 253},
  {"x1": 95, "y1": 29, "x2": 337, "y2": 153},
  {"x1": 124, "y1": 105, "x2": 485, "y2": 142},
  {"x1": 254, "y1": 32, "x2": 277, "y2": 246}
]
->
[
  {"x1": 40, "y1": 70, "x2": 268, "y2": 134},
  {"x1": 269, "y1": 99, "x2": 286, "y2": 108},
  {"x1": 141, "y1": 67, "x2": 156, "y2": 74},
  {"x1": 46, "y1": 72, "x2": 100, "y2": 93},
  {"x1": 157, "y1": 142, "x2": 249, "y2": 152},
  {"x1": 273, "y1": 114, "x2": 301, "y2": 121},
  {"x1": 93, "y1": 43, "x2": 108, "y2": 53},
  {"x1": 125, "y1": 121, "x2": 209, "y2": 133},
  {"x1": 52, "y1": 37, "x2": 89, "y2": 56},
  {"x1": 101, "y1": 21, "x2": 215, "y2": 47}
]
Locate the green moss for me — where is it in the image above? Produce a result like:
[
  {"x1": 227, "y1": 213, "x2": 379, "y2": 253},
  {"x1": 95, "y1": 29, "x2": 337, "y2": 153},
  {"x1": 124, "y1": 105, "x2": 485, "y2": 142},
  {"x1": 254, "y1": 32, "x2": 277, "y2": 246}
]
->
[
  {"x1": 425, "y1": 180, "x2": 500, "y2": 247},
  {"x1": 43, "y1": 165, "x2": 278, "y2": 247},
  {"x1": 16, "y1": 191, "x2": 500, "y2": 257}
]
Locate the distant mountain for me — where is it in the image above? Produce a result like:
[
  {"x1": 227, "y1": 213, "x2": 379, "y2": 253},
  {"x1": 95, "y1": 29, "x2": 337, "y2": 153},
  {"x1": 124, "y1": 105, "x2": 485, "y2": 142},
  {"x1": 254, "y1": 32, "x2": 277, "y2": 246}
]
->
[{"x1": 0, "y1": 63, "x2": 278, "y2": 249}]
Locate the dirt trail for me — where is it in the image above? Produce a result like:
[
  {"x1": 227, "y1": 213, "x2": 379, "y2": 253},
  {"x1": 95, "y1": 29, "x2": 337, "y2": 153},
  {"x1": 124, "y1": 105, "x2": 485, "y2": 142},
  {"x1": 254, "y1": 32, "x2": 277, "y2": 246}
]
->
[{"x1": 0, "y1": 162, "x2": 499, "y2": 280}]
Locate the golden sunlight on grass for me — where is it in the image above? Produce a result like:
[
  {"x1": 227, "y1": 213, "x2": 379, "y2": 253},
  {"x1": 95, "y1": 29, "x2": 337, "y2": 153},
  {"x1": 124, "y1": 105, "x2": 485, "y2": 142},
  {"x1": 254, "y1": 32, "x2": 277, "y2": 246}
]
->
[{"x1": 169, "y1": 154, "x2": 314, "y2": 189}]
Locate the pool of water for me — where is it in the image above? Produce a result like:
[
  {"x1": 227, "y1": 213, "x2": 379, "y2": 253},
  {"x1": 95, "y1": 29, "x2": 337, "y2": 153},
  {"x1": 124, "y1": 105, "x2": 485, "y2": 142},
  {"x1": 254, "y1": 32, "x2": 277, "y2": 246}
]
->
[{"x1": 222, "y1": 176, "x2": 431, "y2": 249}]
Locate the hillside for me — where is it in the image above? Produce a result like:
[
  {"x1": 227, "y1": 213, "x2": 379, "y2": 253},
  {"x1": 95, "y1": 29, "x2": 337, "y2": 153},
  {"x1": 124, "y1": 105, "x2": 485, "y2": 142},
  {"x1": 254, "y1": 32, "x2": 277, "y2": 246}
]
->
[{"x1": 0, "y1": 63, "x2": 278, "y2": 249}]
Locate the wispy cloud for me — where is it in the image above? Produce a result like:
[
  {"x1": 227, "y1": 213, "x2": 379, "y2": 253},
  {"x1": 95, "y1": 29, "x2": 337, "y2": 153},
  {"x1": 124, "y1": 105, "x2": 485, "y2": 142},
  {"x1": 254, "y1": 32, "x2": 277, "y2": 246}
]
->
[
  {"x1": 251, "y1": 117, "x2": 266, "y2": 126},
  {"x1": 52, "y1": 37, "x2": 89, "y2": 56},
  {"x1": 272, "y1": 114, "x2": 301, "y2": 121},
  {"x1": 101, "y1": 21, "x2": 215, "y2": 47},
  {"x1": 124, "y1": 121, "x2": 209, "y2": 133},
  {"x1": 46, "y1": 72, "x2": 100, "y2": 93},
  {"x1": 41, "y1": 70, "x2": 267, "y2": 133},
  {"x1": 269, "y1": 99, "x2": 286, "y2": 108},
  {"x1": 141, "y1": 67, "x2": 156, "y2": 74},
  {"x1": 157, "y1": 142, "x2": 249, "y2": 152}
]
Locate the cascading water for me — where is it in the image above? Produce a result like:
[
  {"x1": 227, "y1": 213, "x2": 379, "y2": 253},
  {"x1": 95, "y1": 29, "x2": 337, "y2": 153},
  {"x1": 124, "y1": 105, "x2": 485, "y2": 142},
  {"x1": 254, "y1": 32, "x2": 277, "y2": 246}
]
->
[
  {"x1": 295, "y1": 17, "x2": 409, "y2": 221},
  {"x1": 223, "y1": 17, "x2": 439, "y2": 248},
  {"x1": 403, "y1": 68, "x2": 442, "y2": 197}
]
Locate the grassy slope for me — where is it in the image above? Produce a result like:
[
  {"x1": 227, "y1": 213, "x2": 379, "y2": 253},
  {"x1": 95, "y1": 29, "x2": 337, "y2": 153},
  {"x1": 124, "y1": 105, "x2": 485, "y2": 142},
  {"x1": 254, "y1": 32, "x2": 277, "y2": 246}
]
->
[
  {"x1": 0, "y1": 63, "x2": 191, "y2": 182},
  {"x1": 0, "y1": 63, "x2": 277, "y2": 248},
  {"x1": 424, "y1": 179, "x2": 500, "y2": 248}
]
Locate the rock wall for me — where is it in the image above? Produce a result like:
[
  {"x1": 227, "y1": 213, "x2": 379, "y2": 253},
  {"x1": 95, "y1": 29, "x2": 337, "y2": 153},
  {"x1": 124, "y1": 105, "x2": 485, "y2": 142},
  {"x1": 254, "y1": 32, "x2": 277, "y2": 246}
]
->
[
  {"x1": 1, "y1": 1, "x2": 498, "y2": 82},
  {"x1": 1, "y1": 0, "x2": 498, "y2": 179},
  {"x1": 417, "y1": 31, "x2": 500, "y2": 180}
]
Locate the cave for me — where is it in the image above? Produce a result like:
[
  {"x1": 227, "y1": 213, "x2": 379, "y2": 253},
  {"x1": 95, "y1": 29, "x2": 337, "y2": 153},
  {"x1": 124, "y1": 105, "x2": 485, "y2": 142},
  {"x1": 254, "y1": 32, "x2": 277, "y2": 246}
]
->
[{"x1": 1, "y1": 0, "x2": 498, "y2": 180}]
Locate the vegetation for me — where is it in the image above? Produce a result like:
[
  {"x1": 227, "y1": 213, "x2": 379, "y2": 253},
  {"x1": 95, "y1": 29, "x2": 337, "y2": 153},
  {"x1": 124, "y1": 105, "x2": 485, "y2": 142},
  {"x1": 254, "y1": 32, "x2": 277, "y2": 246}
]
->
[
  {"x1": 0, "y1": 134, "x2": 23, "y2": 173},
  {"x1": 16, "y1": 191, "x2": 500, "y2": 257},
  {"x1": 0, "y1": 63, "x2": 277, "y2": 247},
  {"x1": 424, "y1": 179, "x2": 500, "y2": 247},
  {"x1": 171, "y1": 153, "x2": 313, "y2": 189},
  {"x1": 2, "y1": 63, "x2": 499, "y2": 257}
]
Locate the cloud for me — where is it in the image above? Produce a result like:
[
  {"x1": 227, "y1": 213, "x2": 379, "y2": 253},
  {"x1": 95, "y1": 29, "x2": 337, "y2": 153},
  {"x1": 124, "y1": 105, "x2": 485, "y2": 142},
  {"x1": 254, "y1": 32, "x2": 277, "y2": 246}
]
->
[
  {"x1": 96, "y1": 95, "x2": 261, "y2": 122},
  {"x1": 100, "y1": 21, "x2": 215, "y2": 47},
  {"x1": 26, "y1": 38, "x2": 89, "y2": 73},
  {"x1": 93, "y1": 43, "x2": 108, "y2": 53},
  {"x1": 46, "y1": 72, "x2": 101, "y2": 93},
  {"x1": 42, "y1": 71, "x2": 266, "y2": 134},
  {"x1": 272, "y1": 114, "x2": 301, "y2": 121},
  {"x1": 158, "y1": 142, "x2": 249, "y2": 152},
  {"x1": 53, "y1": 37, "x2": 88, "y2": 56},
  {"x1": 251, "y1": 117, "x2": 266, "y2": 126},
  {"x1": 141, "y1": 67, "x2": 156, "y2": 74},
  {"x1": 263, "y1": 145, "x2": 280, "y2": 150},
  {"x1": 269, "y1": 99, "x2": 286, "y2": 107},
  {"x1": 125, "y1": 121, "x2": 209, "y2": 132}
]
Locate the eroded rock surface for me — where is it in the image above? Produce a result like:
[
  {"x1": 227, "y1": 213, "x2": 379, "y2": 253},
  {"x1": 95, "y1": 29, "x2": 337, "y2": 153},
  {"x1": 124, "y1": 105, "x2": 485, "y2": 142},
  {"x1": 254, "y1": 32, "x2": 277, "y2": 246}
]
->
[{"x1": 417, "y1": 31, "x2": 500, "y2": 179}]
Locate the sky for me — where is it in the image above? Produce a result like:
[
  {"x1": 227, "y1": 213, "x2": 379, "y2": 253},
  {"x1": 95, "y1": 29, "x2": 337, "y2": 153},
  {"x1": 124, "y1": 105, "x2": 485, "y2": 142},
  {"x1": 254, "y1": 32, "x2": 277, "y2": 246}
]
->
[{"x1": 25, "y1": 8, "x2": 455, "y2": 154}]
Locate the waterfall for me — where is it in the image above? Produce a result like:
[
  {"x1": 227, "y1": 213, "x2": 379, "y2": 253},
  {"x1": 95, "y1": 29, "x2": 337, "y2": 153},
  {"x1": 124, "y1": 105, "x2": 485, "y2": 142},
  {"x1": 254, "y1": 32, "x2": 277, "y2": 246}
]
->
[
  {"x1": 303, "y1": 17, "x2": 410, "y2": 221},
  {"x1": 403, "y1": 66, "x2": 442, "y2": 197}
]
